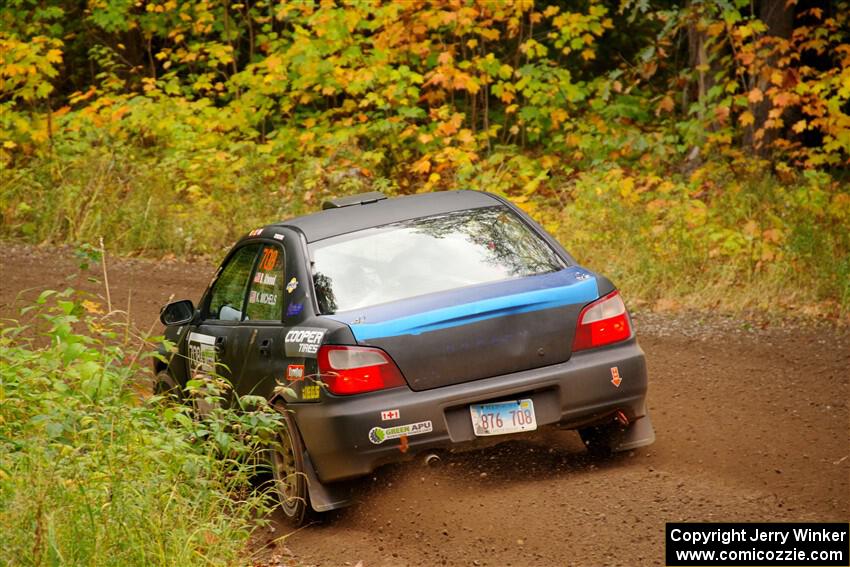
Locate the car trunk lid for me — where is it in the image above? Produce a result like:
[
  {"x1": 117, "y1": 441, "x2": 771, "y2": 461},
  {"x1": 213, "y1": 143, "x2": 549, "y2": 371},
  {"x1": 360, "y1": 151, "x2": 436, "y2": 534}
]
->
[{"x1": 322, "y1": 267, "x2": 598, "y2": 391}]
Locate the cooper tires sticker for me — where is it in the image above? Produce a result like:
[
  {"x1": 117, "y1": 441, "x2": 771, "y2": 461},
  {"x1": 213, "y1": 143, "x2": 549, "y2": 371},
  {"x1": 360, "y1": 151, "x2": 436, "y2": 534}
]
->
[{"x1": 284, "y1": 327, "x2": 326, "y2": 357}]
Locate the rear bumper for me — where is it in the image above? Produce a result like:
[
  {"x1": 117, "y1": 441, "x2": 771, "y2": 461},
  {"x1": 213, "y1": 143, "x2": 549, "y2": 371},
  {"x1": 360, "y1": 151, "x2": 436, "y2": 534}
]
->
[{"x1": 293, "y1": 338, "x2": 652, "y2": 483}]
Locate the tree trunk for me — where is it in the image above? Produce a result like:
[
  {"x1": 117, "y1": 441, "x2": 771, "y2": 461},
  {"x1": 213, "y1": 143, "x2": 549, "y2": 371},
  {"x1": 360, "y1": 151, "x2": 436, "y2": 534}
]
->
[
  {"x1": 745, "y1": 0, "x2": 795, "y2": 153},
  {"x1": 685, "y1": 1, "x2": 722, "y2": 135}
]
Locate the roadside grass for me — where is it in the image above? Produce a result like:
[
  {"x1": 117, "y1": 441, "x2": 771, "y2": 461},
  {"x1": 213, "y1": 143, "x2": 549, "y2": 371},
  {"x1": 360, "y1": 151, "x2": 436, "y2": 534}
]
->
[
  {"x1": 0, "y1": 289, "x2": 283, "y2": 566},
  {"x1": 1, "y1": 141, "x2": 847, "y2": 317},
  {"x1": 546, "y1": 166, "x2": 850, "y2": 319}
]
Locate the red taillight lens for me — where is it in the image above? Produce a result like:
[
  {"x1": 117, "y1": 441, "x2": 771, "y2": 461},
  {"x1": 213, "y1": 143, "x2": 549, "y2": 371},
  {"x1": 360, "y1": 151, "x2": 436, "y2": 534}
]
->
[
  {"x1": 572, "y1": 290, "x2": 632, "y2": 351},
  {"x1": 317, "y1": 345, "x2": 406, "y2": 395}
]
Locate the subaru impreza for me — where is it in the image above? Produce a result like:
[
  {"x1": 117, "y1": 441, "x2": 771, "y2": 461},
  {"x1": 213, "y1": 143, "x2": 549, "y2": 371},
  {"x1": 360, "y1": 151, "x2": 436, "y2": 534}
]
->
[{"x1": 156, "y1": 190, "x2": 655, "y2": 525}]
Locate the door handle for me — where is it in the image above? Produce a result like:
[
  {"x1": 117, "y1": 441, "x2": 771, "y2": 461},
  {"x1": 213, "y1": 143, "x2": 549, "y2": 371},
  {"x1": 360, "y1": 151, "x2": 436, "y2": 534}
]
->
[
  {"x1": 215, "y1": 336, "x2": 226, "y2": 356},
  {"x1": 259, "y1": 338, "x2": 272, "y2": 357}
]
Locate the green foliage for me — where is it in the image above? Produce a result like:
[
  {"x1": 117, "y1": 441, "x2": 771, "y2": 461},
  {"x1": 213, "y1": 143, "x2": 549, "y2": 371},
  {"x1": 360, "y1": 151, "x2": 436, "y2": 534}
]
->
[
  {"x1": 650, "y1": 1, "x2": 850, "y2": 168},
  {"x1": 548, "y1": 161, "x2": 850, "y2": 313},
  {"x1": 0, "y1": 290, "x2": 281, "y2": 566},
  {"x1": 0, "y1": 0, "x2": 847, "y2": 312}
]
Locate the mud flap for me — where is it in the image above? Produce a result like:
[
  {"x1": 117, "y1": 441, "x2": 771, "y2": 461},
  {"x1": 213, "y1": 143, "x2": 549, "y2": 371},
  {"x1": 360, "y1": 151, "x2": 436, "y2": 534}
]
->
[
  {"x1": 614, "y1": 414, "x2": 656, "y2": 452},
  {"x1": 303, "y1": 450, "x2": 353, "y2": 513}
]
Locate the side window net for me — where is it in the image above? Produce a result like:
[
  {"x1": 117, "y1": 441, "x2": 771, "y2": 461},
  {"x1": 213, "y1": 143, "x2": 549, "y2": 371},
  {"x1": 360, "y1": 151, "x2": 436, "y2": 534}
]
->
[
  {"x1": 208, "y1": 245, "x2": 260, "y2": 321},
  {"x1": 245, "y1": 245, "x2": 285, "y2": 321}
]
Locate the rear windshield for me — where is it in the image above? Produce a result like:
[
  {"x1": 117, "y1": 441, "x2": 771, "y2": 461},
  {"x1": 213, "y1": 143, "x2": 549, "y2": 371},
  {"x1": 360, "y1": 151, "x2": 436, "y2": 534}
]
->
[{"x1": 309, "y1": 206, "x2": 566, "y2": 314}]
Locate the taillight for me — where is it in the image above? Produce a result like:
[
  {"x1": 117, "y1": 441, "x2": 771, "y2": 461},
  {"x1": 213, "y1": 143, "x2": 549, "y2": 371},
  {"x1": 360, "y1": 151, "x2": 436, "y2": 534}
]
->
[
  {"x1": 572, "y1": 290, "x2": 632, "y2": 351},
  {"x1": 317, "y1": 345, "x2": 406, "y2": 395}
]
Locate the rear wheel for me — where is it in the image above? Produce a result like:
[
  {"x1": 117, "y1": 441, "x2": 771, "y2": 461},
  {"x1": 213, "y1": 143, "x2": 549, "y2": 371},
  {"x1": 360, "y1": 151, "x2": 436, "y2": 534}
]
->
[{"x1": 271, "y1": 404, "x2": 311, "y2": 526}]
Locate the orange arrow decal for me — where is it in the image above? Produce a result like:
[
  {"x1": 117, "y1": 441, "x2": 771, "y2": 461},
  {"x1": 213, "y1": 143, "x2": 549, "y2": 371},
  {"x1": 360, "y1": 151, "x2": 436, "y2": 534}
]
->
[{"x1": 610, "y1": 366, "x2": 622, "y2": 387}]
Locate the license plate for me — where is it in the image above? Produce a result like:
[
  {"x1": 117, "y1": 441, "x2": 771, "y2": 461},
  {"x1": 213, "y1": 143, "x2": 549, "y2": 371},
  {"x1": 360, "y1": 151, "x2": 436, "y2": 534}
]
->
[{"x1": 469, "y1": 399, "x2": 537, "y2": 437}]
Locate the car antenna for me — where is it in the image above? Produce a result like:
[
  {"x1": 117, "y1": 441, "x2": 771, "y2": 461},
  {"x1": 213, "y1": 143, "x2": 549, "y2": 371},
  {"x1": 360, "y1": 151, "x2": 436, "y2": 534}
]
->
[{"x1": 321, "y1": 191, "x2": 387, "y2": 210}]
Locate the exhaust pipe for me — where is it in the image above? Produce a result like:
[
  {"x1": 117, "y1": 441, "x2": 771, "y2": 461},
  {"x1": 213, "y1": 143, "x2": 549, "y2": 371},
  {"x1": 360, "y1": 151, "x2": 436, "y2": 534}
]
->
[
  {"x1": 615, "y1": 410, "x2": 630, "y2": 427},
  {"x1": 423, "y1": 452, "x2": 442, "y2": 466}
]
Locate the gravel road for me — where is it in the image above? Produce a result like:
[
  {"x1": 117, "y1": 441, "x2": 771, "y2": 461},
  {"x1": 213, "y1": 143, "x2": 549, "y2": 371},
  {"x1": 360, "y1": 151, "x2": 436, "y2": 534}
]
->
[{"x1": 2, "y1": 243, "x2": 847, "y2": 567}]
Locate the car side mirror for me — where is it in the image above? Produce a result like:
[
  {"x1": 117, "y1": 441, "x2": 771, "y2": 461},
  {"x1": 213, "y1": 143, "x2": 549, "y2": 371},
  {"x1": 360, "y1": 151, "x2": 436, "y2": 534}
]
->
[{"x1": 160, "y1": 299, "x2": 196, "y2": 326}]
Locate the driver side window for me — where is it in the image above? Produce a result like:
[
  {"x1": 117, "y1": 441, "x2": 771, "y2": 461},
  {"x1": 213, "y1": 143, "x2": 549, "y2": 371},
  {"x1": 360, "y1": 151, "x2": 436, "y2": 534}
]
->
[
  {"x1": 208, "y1": 245, "x2": 260, "y2": 321},
  {"x1": 245, "y1": 244, "x2": 285, "y2": 321}
]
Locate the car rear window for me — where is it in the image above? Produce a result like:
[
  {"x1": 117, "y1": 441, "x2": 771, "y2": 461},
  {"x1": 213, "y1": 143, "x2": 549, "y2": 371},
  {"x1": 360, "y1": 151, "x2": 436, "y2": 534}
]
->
[{"x1": 309, "y1": 206, "x2": 566, "y2": 314}]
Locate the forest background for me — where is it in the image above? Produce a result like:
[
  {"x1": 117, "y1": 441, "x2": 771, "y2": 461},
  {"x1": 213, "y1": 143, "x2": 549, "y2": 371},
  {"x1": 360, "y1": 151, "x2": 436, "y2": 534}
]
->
[
  {"x1": 2, "y1": 0, "x2": 848, "y2": 314},
  {"x1": 2, "y1": 2, "x2": 849, "y2": 564}
]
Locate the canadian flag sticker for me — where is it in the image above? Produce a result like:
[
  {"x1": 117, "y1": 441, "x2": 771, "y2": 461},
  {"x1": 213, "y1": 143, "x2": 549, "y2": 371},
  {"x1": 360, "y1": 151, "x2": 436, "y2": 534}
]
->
[
  {"x1": 610, "y1": 367, "x2": 622, "y2": 388},
  {"x1": 381, "y1": 409, "x2": 400, "y2": 421}
]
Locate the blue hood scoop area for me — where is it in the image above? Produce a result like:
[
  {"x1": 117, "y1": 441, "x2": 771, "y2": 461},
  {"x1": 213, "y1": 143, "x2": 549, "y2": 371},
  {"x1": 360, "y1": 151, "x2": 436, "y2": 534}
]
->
[
  {"x1": 324, "y1": 267, "x2": 598, "y2": 342},
  {"x1": 322, "y1": 267, "x2": 598, "y2": 391}
]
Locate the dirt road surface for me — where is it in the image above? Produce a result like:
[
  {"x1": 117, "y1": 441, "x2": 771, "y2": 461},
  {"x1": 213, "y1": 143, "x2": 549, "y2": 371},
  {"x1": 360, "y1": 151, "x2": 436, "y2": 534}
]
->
[{"x1": 2, "y1": 243, "x2": 848, "y2": 567}]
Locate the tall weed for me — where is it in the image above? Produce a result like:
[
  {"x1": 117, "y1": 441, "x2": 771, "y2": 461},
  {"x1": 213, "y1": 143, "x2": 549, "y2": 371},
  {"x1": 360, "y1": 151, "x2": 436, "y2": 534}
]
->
[{"x1": 0, "y1": 289, "x2": 281, "y2": 566}]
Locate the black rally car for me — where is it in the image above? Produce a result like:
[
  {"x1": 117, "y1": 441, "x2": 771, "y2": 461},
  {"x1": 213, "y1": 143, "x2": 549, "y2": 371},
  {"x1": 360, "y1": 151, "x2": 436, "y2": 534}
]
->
[{"x1": 156, "y1": 190, "x2": 655, "y2": 524}]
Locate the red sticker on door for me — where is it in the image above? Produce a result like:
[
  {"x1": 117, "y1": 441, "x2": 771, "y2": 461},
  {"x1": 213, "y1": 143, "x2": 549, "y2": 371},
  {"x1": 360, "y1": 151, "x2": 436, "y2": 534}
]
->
[
  {"x1": 610, "y1": 366, "x2": 622, "y2": 387},
  {"x1": 287, "y1": 364, "x2": 305, "y2": 381}
]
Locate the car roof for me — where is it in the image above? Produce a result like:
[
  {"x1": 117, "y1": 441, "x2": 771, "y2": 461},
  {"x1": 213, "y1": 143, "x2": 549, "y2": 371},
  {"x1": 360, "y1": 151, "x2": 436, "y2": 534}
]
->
[{"x1": 272, "y1": 190, "x2": 501, "y2": 243}]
